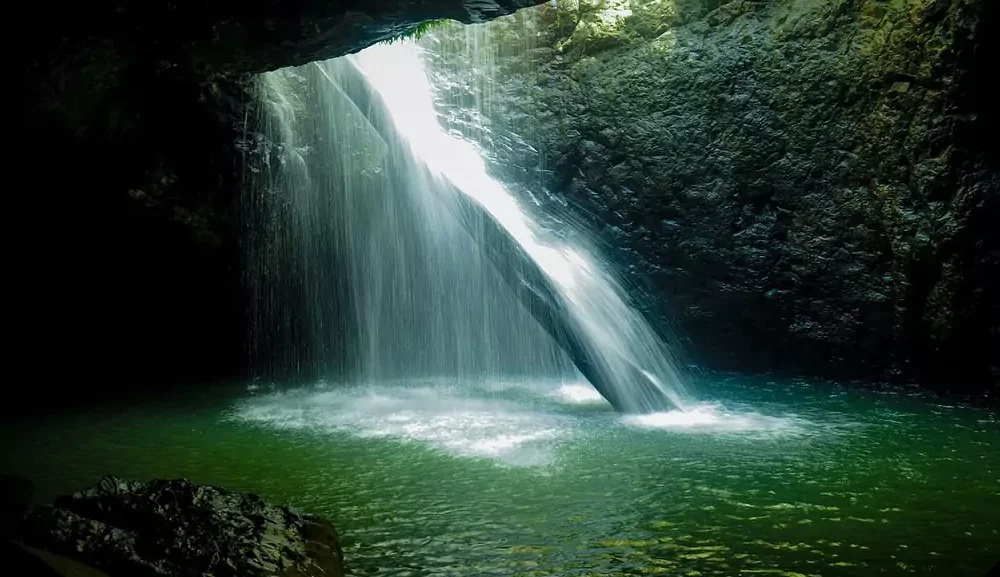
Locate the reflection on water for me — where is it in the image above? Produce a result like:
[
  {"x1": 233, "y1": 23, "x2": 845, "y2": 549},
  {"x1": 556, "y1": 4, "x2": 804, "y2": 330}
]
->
[{"x1": 2, "y1": 376, "x2": 998, "y2": 576}]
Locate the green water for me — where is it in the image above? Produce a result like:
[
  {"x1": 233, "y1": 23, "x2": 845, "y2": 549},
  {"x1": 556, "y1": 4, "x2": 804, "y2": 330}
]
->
[{"x1": 2, "y1": 376, "x2": 997, "y2": 576}]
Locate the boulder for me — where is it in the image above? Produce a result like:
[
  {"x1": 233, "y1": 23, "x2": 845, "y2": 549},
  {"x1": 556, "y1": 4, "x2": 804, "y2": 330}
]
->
[{"x1": 17, "y1": 476, "x2": 343, "y2": 577}]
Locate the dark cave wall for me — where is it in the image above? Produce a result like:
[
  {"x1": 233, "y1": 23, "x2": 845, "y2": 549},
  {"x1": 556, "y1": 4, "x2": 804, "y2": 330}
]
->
[
  {"x1": 14, "y1": 1, "x2": 548, "y2": 395},
  {"x1": 424, "y1": 0, "x2": 998, "y2": 392},
  {"x1": 17, "y1": 62, "x2": 250, "y2": 392}
]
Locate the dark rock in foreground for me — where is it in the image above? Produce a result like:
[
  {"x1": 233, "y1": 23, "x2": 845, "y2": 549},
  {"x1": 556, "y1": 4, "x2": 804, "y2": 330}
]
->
[{"x1": 16, "y1": 476, "x2": 343, "y2": 577}]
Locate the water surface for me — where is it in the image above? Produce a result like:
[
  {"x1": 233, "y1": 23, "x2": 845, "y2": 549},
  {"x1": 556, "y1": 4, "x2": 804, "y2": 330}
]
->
[{"x1": 3, "y1": 376, "x2": 997, "y2": 576}]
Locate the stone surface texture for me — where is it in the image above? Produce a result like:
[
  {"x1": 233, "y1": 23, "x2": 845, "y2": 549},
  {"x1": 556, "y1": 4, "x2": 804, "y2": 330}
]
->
[
  {"x1": 423, "y1": 0, "x2": 998, "y2": 390},
  {"x1": 17, "y1": 476, "x2": 343, "y2": 577}
]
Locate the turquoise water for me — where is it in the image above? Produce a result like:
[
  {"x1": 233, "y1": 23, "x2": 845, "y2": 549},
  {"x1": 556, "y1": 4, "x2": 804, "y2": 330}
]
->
[{"x1": 2, "y1": 376, "x2": 997, "y2": 576}]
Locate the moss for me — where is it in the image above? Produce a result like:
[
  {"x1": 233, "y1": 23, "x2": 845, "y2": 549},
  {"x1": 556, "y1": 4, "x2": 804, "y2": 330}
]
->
[{"x1": 380, "y1": 19, "x2": 451, "y2": 44}]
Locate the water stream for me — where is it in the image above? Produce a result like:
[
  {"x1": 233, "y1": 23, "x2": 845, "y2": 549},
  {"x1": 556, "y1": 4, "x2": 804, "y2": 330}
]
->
[{"x1": 247, "y1": 40, "x2": 689, "y2": 413}]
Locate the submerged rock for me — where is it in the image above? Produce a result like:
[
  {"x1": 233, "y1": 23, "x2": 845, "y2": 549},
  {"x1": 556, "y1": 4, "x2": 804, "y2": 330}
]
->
[{"x1": 16, "y1": 476, "x2": 343, "y2": 577}]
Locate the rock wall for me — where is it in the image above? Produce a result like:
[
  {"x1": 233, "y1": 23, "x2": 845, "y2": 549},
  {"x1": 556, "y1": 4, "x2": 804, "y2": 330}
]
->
[{"x1": 424, "y1": 0, "x2": 998, "y2": 392}]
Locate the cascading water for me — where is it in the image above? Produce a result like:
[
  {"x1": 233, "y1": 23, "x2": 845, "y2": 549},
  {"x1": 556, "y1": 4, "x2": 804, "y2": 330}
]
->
[
  {"x1": 246, "y1": 39, "x2": 690, "y2": 413},
  {"x1": 246, "y1": 56, "x2": 570, "y2": 384}
]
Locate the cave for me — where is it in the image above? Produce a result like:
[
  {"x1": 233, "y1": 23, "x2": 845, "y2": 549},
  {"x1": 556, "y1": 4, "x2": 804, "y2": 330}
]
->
[{"x1": 5, "y1": 1, "x2": 998, "y2": 575}]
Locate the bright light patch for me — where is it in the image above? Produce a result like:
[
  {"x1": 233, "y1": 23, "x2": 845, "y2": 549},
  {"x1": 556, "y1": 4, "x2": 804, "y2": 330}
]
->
[
  {"x1": 553, "y1": 383, "x2": 608, "y2": 405},
  {"x1": 624, "y1": 402, "x2": 806, "y2": 436}
]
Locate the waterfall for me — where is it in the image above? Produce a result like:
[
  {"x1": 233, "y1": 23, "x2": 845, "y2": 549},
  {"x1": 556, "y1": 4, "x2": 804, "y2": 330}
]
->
[{"x1": 245, "y1": 40, "x2": 690, "y2": 413}]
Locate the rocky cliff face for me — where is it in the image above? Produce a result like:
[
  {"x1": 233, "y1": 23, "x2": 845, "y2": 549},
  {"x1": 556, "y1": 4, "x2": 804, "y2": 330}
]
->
[{"x1": 424, "y1": 0, "x2": 998, "y2": 391}]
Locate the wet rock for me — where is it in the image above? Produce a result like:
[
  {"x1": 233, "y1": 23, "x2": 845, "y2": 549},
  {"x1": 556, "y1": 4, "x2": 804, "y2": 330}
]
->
[
  {"x1": 18, "y1": 476, "x2": 343, "y2": 577},
  {"x1": 423, "y1": 0, "x2": 998, "y2": 392}
]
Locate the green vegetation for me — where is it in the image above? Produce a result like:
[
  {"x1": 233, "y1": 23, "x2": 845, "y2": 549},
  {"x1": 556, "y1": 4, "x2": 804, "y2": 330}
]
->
[{"x1": 381, "y1": 19, "x2": 450, "y2": 44}]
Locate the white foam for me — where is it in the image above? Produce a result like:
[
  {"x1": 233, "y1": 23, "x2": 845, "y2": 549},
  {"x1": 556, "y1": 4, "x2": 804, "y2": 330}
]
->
[
  {"x1": 232, "y1": 383, "x2": 572, "y2": 467},
  {"x1": 552, "y1": 383, "x2": 608, "y2": 405},
  {"x1": 623, "y1": 402, "x2": 805, "y2": 436},
  {"x1": 232, "y1": 382, "x2": 816, "y2": 467}
]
